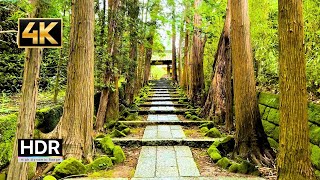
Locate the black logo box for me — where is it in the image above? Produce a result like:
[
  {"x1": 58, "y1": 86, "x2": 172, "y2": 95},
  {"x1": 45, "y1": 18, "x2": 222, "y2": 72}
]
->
[
  {"x1": 18, "y1": 139, "x2": 63, "y2": 157},
  {"x1": 18, "y1": 18, "x2": 62, "y2": 48}
]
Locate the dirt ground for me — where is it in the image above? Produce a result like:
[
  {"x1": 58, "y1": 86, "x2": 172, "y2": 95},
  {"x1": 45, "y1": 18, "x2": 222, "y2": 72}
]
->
[{"x1": 122, "y1": 127, "x2": 145, "y2": 139}]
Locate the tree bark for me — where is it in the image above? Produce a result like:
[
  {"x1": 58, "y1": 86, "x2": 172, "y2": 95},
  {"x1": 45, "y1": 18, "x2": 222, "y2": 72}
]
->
[
  {"x1": 190, "y1": 0, "x2": 206, "y2": 105},
  {"x1": 7, "y1": 1, "x2": 42, "y2": 179},
  {"x1": 55, "y1": 0, "x2": 95, "y2": 159},
  {"x1": 201, "y1": 0, "x2": 233, "y2": 131},
  {"x1": 172, "y1": 8, "x2": 177, "y2": 82},
  {"x1": 231, "y1": 0, "x2": 273, "y2": 166},
  {"x1": 277, "y1": 0, "x2": 315, "y2": 179},
  {"x1": 144, "y1": 33, "x2": 154, "y2": 84}
]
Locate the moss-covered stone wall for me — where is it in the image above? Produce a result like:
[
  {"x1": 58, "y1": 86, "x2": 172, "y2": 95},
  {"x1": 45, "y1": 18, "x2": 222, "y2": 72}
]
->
[
  {"x1": 0, "y1": 105, "x2": 63, "y2": 170},
  {"x1": 259, "y1": 92, "x2": 320, "y2": 172}
]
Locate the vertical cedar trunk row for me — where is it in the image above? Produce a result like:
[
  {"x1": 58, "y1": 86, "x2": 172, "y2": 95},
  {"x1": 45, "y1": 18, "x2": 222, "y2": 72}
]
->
[
  {"x1": 181, "y1": 28, "x2": 189, "y2": 89},
  {"x1": 95, "y1": 0, "x2": 120, "y2": 131},
  {"x1": 277, "y1": 0, "x2": 315, "y2": 179},
  {"x1": 125, "y1": 0, "x2": 139, "y2": 104},
  {"x1": 231, "y1": 0, "x2": 273, "y2": 165},
  {"x1": 190, "y1": 0, "x2": 205, "y2": 105},
  {"x1": 57, "y1": 0, "x2": 94, "y2": 159},
  {"x1": 144, "y1": 33, "x2": 154, "y2": 84},
  {"x1": 106, "y1": 75, "x2": 119, "y2": 121},
  {"x1": 172, "y1": 9, "x2": 177, "y2": 82},
  {"x1": 178, "y1": 22, "x2": 184, "y2": 86},
  {"x1": 201, "y1": 0, "x2": 233, "y2": 131},
  {"x1": 7, "y1": 1, "x2": 42, "y2": 179}
]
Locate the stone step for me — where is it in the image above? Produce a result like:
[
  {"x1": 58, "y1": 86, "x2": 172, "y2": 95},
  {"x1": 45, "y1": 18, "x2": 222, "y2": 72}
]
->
[
  {"x1": 129, "y1": 109, "x2": 195, "y2": 115},
  {"x1": 145, "y1": 98, "x2": 187, "y2": 102},
  {"x1": 139, "y1": 104, "x2": 188, "y2": 107},
  {"x1": 109, "y1": 138, "x2": 220, "y2": 148},
  {"x1": 153, "y1": 92, "x2": 179, "y2": 94},
  {"x1": 118, "y1": 120, "x2": 210, "y2": 126},
  {"x1": 150, "y1": 88, "x2": 176, "y2": 90},
  {"x1": 149, "y1": 89, "x2": 177, "y2": 92},
  {"x1": 150, "y1": 95, "x2": 182, "y2": 98}
]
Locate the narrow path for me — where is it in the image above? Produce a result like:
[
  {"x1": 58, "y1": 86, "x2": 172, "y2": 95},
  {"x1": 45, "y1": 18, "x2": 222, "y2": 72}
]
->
[{"x1": 133, "y1": 80, "x2": 201, "y2": 179}]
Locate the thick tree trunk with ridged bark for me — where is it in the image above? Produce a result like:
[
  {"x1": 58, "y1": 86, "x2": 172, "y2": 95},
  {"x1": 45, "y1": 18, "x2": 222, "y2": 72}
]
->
[
  {"x1": 56, "y1": 0, "x2": 94, "y2": 159},
  {"x1": 201, "y1": 0, "x2": 233, "y2": 131},
  {"x1": 172, "y1": 10, "x2": 177, "y2": 82},
  {"x1": 7, "y1": 1, "x2": 42, "y2": 179},
  {"x1": 277, "y1": 0, "x2": 315, "y2": 179},
  {"x1": 190, "y1": 0, "x2": 206, "y2": 105},
  {"x1": 231, "y1": 0, "x2": 274, "y2": 166}
]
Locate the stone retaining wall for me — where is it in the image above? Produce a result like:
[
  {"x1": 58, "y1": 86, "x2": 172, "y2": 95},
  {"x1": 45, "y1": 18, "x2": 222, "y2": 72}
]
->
[{"x1": 259, "y1": 92, "x2": 320, "y2": 172}]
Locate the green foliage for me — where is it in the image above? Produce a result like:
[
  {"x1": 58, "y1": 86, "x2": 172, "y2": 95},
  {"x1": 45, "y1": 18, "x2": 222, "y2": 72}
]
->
[
  {"x1": 205, "y1": 128, "x2": 221, "y2": 138},
  {"x1": 52, "y1": 158, "x2": 86, "y2": 179},
  {"x1": 86, "y1": 156, "x2": 113, "y2": 172},
  {"x1": 112, "y1": 146, "x2": 126, "y2": 163},
  {"x1": 311, "y1": 144, "x2": 320, "y2": 170},
  {"x1": 0, "y1": 114, "x2": 16, "y2": 169}
]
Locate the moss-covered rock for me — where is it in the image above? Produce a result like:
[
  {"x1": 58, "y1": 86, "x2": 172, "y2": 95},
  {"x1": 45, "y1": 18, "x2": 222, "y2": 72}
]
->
[
  {"x1": 262, "y1": 120, "x2": 276, "y2": 136},
  {"x1": 268, "y1": 137, "x2": 279, "y2": 150},
  {"x1": 262, "y1": 107, "x2": 271, "y2": 120},
  {"x1": 117, "y1": 124, "x2": 128, "y2": 131},
  {"x1": 237, "y1": 160, "x2": 258, "y2": 174},
  {"x1": 216, "y1": 136, "x2": 235, "y2": 156},
  {"x1": 86, "y1": 156, "x2": 113, "y2": 172},
  {"x1": 308, "y1": 103, "x2": 320, "y2": 126},
  {"x1": 310, "y1": 126, "x2": 320, "y2": 145},
  {"x1": 267, "y1": 108, "x2": 279, "y2": 125},
  {"x1": 191, "y1": 115, "x2": 199, "y2": 120},
  {"x1": 311, "y1": 144, "x2": 320, "y2": 170},
  {"x1": 228, "y1": 162, "x2": 240, "y2": 173},
  {"x1": 216, "y1": 157, "x2": 231, "y2": 169},
  {"x1": 43, "y1": 175, "x2": 57, "y2": 180},
  {"x1": 28, "y1": 162, "x2": 37, "y2": 180},
  {"x1": 315, "y1": 170, "x2": 320, "y2": 179},
  {"x1": 208, "y1": 144, "x2": 219, "y2": 154},
  {"x1": 105, "y1": 120, "x2": 118, "y2": 129},
  {"x1": 110, "y1": 129, "x2": 126, "y2": 138},
  {"x1": 205, "y1": 128, "x2": 221, "y2": 138},
  {"x1": 207, "y1": 145, "x2": 222, "y2": 162},
  {"x1": 100, "y1": 136, "x2": 115, "y2": 155},
  {"x1": 113, "y1": 146, "x2": 126, "y2": 163},
  {"x1": 259, "y1": 104, "x2": 266, "y2": 115},
  {"x1": 122, "y1": 127, "x2": 131, "y2": 135},
  {"x1": 200, "y1": 127, "x2": 209, "y2": 133},
  {"x1": 199, "y1": 122, "x2": 214, "y2": 129},
  {"x1": 95, "y1": 134, "x2": 106, "y2": 139},
  {"x1": 258, "y1": 92, "x2": 279, "y2": 109},
  {"x1": 52, "y1": 158, "x2": 86, "y2": 179},
  {"x1": 185, "y1": 114, "x2": 192, "y2": 119},
  {"x1": 271, "y1": 126, "x2": 279, "y2": 141},
  {"x1": 36, "y1": 105, "x2": 63, "y2": 133}
]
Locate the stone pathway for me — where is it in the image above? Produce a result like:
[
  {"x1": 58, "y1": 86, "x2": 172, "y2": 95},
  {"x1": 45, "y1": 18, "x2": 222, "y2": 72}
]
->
[{"x1": 134, "y1": 81, "x2": 201, "y2": 179}]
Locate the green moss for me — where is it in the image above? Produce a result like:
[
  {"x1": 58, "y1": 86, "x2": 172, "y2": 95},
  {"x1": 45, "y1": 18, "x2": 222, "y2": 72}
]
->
[
  {"x1": 28, "y1": 162, "x2": 37, "y2": 180},
  {"x1": 209, "y1": 151, "x2": 222, "y2": 162},
  {"x1": 200, "y1": 127, "x2": 209, "y2": 133},
  {"x1": 259, "y1": 104, "x2": 266, "y2": 115},
  {"x1": 117, "y1": 124, "x2": 128, "y2": 131},
  {"x1": 43, "y1": 175, "x2": 57, "y2": 180},
  {"x1": 268, "y1": 137, "x2": 279, "y2": 150},
  {"x1": 237, "y1": 161, "x2": 258, "y2": 174},
  {"x1": 100, "y1": 136, "x2": 115, "y2": 155},
  {"x1": 52, "y1": 158, "x2": 86, "y2": 179},
  {"x1": 271, "y1": 126, "x2": 279, "y2": 141},
  {"x1": 258, "y1": 92, "x2": 279, "y2": 109},
  {"x1": 36, "y1": 105, "x2": 63, "y2": 133},
  {"x1": 216, "y1": 157, "x2": 231, "y2": 169},
  {"x1": 228, "y1": 163, "x2": 240, "y2": 173},
  {"x1": 267, "y1": 108, "x2": 279, "y2": 125},
  {"x1": 262, "y1": 120, "x2": 276, "y2": 136},
  {"x1": 199, "y1": 122, "x2": 214, "y2": 129},
  {"x1": 86, "y1": 156, "x2": 113, "y2": 172},
  {"x1": 262, "y1": 107, "x2": 271, "y2": 120},
  {"x1": 105, "y1": 120, "x2": 117, "y2": 129},
  {"x1": 95, "y1": 134, "x2": 106, "y2": 139},
  {"x1": 308, "y1": 103, "x2": 320, "y2": 125},
  {"x1": 311, "y1": 145, "x2": 320, "y2": 170},
  {"x1": 191, "y1": 115, "x2": 199, "y2": 120},
  {"x1": 310, "y1": 126, "x2": 320, "y2": 145},
  {"x1": 110, "y1": 129, "x2": 126, "y2": 138},
  {"x1": 185, "y1": 114, "x2": 192, "y2": 119},
  {"x1": 205, "y1": 128, "x2": 221, "y2": 138},
  {"x1": 207, "y1": 144, "x2": 219, "y2": 154},
  {"x1": 315, "y1": 170, "x2": 320, "y2": 178},
  {"x1": 113, "y1": 146, "x2": 126, "y2": 163},
  {"x1": 122, "y1": 127, "x2": 131, "y2": 135},
  {"x1": 216, "y1": 136, "x2": 235, "y2": 156},
  {"x1": 0, "y1": 173, "x2": 6, "y2": 180}
]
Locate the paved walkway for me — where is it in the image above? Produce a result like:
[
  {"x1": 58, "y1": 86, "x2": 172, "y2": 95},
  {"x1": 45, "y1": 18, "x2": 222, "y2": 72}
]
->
[{"x1": 134, "y1": 82, "x2": 201, "y2": 179}]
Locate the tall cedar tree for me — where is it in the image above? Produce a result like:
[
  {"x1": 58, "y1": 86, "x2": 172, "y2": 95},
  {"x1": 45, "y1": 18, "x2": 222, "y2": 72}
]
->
[
  {"x1": 96, "y1": 0, "x2": 121, "y2": 131},
  {"x1": 190, "y1": 0, "x2": 206, "y2": 105},
  {"x1": 277, "y1": 0, "x2": 315, "y2": 179},
  {"x1": 7, "y1": 1, "x2": 42, "y2": 179},
  {"x1": 171, "y1": 7, "x2": 177, "y2": 82},
  {"x1": 201, "y1": 0, "x2": 233, "y2": 131},
  {"x1": 56, "y1": 0, "x2": 95, "y2": 159},
  {"x1": 231, "y1": 0, "x2": 274, "y2": 165}
]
